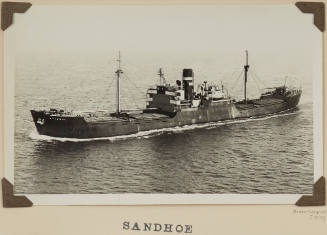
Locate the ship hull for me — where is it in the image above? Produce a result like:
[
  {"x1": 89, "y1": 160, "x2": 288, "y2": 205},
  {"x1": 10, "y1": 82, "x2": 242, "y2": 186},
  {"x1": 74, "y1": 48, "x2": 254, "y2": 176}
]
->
[{"x1": 31, "y1": 93, "x2": 301, "y2": 139}]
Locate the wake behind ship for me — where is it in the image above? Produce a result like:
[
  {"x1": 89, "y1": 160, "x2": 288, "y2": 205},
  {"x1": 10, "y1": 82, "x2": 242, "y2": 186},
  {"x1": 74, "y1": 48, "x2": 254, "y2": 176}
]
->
[{"x1": 31, "y1": 51, "x2": 302, "y2": 139}]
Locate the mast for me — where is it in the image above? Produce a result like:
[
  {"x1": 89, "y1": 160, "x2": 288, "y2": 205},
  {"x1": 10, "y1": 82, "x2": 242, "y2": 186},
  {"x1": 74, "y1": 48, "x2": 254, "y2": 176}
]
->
[
  {"x1": 115, "y1": 51, "x2": 123, "y2": 114},
  {"x1": 244, "y1": 50, "x2": 250, "y2": 104},
  {"x1": 158, "y1": 68, "x2": 164, "y2": 85}
]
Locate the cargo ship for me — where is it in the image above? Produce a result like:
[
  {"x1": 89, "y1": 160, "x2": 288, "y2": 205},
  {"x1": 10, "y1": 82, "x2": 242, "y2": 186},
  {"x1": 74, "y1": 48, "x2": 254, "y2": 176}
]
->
[{"x1": 31, "y1": 51, "x2": 302, "y2": 139}]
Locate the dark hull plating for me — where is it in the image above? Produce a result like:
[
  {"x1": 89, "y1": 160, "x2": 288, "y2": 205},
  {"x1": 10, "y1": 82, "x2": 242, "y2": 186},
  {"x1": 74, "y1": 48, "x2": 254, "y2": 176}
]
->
[{"x1": 31, "y1": 93, "x2": 301, "y2": 139}]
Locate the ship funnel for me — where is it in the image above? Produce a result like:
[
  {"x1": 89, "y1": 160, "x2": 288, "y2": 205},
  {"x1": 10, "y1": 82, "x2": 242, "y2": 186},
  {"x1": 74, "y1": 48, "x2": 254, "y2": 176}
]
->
[
  {"x1": 183, "y1": 69, "x2": 193, "y2": 79},
  {"x1": 182, "y1": 68, "x2": 194, "y2": 100}
]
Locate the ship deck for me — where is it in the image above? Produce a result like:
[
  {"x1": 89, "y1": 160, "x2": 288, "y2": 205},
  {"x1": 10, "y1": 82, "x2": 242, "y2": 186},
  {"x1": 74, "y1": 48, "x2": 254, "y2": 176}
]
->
[
  {"x1": 74, "y1": 110, "x2": 170, "y2": 123},
  {"x1": 235, "y1": 98, "x2": 284, "y2": 109}
]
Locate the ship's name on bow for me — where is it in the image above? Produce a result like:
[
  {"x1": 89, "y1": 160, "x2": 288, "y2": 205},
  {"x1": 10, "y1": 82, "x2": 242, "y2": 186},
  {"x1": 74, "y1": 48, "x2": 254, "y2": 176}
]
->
[{"x1": 123, "y1": 221, "x2": 192, "y2": 233}]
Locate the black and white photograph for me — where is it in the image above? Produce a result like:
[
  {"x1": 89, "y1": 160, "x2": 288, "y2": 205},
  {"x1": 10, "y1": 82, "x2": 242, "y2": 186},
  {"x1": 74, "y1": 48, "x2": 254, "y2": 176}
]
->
[{"x1": 3, "y1": 4, "x2": 323, "y2": 204}]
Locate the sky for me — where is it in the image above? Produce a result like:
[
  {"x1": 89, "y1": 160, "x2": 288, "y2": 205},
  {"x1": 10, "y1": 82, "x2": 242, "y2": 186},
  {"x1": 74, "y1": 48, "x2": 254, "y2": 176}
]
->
[
  {"x1": 6, "y1": 4, "x2": 320, "y2": 84},
  {"x1": 8, "y1": 5, "x2": 316, "y2": 52}
]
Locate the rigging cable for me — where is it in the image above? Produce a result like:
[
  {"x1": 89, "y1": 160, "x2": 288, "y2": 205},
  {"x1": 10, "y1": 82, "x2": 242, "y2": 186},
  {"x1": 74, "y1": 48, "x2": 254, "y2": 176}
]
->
[
  {"x1": 229, "y1": 69, "x2": 244, "y2": 93},
  {"x1": 120, "y1": 56, "x2": 154, "y2": 83},
  {"x1": 122, "y1": 72, "x2": 148, "y2": 95},
  {"x1": 120, "y1": 73, "x2": 146, "y2": 110},
  {"x1": 251, "y1": 65, "x2": 267, "y2": 88},
  {"x1": 249, "y1": 70, "x2": 263, "y2": 93},
  {"x1": 107, "y1": 75, "x2": 116, "y2": 90}
]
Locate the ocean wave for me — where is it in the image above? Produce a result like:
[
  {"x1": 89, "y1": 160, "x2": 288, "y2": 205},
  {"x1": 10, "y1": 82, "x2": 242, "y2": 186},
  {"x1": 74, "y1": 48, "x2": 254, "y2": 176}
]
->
[{"x1": 29, "y1": 109, "x2": 298, "y2": 143}]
